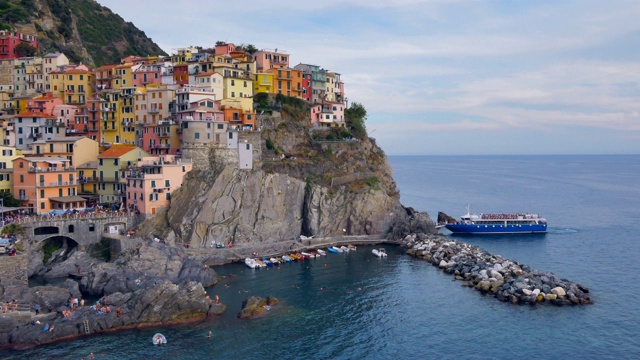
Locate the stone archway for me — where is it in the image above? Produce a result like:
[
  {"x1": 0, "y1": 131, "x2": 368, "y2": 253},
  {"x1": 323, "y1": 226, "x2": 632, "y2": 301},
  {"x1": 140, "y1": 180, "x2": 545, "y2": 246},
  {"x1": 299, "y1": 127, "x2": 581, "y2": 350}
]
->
[
  {"x1": 34, "y1": 226, "x2": 60, "y2": 236},
  {"x1": 40, "y1": 235, "x2": 80, "y2": 266}
]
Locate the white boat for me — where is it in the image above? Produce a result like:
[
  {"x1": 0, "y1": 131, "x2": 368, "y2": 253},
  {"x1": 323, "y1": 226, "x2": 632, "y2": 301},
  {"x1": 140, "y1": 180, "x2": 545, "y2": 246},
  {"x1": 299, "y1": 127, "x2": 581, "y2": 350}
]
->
[
  {"x1": 245, "y1": 258, "x2": 259, "y2": 269},
  {"x1": 270, "y1": 257, "x2": 281, "y2": 265},
  {"x1": 316, "y1": 249, "x2": 326, "y2": 256},
  {"x1": 152, "y1": 333, "x2": 167, "y2": 345},
  {"x1": 332, "y1": 246, "x2": 343, "y2": 253},
  {"x1": 372, "y1": 248, "x2": 387, "y2": 258},
  {"x1": 282, "y1": 255, "x2": 292, "y2": 262},
  {"x1": 340, "y1": 246, "x2": 350, "y2": 252},
  {"x1": 347, "y1": 244, "x2": 357, "y2": 251},
  {"x1": 301, "y1": 251, "x2": 314, "y2": 258}
]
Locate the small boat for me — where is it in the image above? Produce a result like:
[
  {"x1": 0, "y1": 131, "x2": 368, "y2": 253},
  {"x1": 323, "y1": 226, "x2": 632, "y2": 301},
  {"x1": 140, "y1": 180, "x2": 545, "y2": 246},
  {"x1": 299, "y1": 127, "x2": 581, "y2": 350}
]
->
[
  {"x1": 340, "y1": 246, "x2": 350, "y2": 252},
  {"x1": 441, "y1": 205, "x2": 548, "y2": 235},
  {"x1": 262, "y1": 258, "x2": 274, "y2": 267},
  {"x1": 245, "y1": 258, "x2": 259, "y2": 269},
  {"x1": 333, "y1": 246, "x2": 343, "y2": 253},
  {"x1": 309, "y1": 251, "x2": 318, "y2": 258},
  {"x1": 282, "y1": 255, "x2": 292, "y2": 263},
  {"x1": 372, "y1": 248, "x2": 387, "y2": 258},
  {"x1": 327, "y1": 247, "x2": 339, "y2": 253},
  {"x1": 152, "y1": 333, "x2": 167, "y2": 345},
  {"x1": 270, "y1": 257, "x2": 281, "y2": 265},
  {"x1": 298, "y1": 252, "x2": 309, "y2": 260},
  {"x1": 301, "y1": 252, "x2": 313, "y2": 259},
  {"x1": 347, "y1": 244, "x2": 357, "y2": 251},
  {"x1": 289, "y1": 253, "x2": 300, "y2": 261},
  {"x1": 255, "y1": 259, "x2": 267, "y2": 268},
  {"x1": 316, "y1": 249, "x2": 326, "y2": 256}
]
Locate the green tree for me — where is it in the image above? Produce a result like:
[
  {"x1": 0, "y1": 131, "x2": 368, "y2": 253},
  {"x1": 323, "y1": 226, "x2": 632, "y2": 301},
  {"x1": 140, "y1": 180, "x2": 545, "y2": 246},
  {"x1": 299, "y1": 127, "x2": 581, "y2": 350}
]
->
[
  {"x1": 15, "y1": 43, "x2": 36, "y2": 57},
  {"x1": 345, "y1": 102, "x2": 367, "y2": 139},
  {"x1": 0, "y1": 191, "x2": 20, "y2": 207}
]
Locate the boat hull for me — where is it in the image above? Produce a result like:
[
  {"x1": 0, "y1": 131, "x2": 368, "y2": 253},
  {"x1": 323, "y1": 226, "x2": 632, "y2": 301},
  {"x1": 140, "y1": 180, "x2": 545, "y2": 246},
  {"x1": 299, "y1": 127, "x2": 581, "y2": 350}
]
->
[{"x1": 444, "y1": 223, "x2": 547, "y2": 234}]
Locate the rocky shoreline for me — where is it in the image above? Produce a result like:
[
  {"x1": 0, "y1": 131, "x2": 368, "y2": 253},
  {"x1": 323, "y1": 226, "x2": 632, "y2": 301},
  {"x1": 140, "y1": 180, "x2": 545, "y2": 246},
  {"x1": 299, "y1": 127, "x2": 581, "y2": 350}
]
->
[
  {"x1": 0, "y1": 241, "x2": 226, "y2": 349},
  {"x1": 400, "y1": 233, "x2": 593, "y2": 305}
]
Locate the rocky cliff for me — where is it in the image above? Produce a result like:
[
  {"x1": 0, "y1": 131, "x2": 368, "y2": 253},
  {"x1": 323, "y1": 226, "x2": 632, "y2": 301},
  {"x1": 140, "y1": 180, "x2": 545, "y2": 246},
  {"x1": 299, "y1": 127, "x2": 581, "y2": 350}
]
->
[
  {"x1": 2, "y1": 0, "x2": 165, "y2": 66},
  {"x1": 161, "y1": 106, "x2": 436, "y2": 249}
]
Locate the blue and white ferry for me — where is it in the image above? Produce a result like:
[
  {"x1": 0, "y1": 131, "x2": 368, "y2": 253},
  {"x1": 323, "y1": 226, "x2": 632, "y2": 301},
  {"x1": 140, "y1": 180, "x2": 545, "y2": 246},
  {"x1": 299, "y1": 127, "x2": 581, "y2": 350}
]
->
[{"x1": 442, "y1": 206, "x2": 547, "y2": 235}]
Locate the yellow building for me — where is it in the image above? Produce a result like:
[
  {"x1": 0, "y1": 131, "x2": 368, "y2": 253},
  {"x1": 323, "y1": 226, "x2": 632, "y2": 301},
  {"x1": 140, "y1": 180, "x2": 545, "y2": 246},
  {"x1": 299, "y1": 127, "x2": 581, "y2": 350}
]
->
[
  {"x1": 0, "y1": 145, "x2": 21, "y2": 193},
  {"x1": 50, "y1": 68, "x2": 95, "y2": 107},
  {"x1": 97, "y1": 145, "x2": 148, "y2": 205},
  {"x1": 112, "y1": 63, "x2": 134, "y2": 90},
  {"x1": 32, "y1": 136, "x2": 99, "y2": 167},
  {"x1": 254, "y1": 71, "x2": 274, "y2": 94},
  {"x1": 171, "y1": 47, "x2": 197, "y2": 65}
]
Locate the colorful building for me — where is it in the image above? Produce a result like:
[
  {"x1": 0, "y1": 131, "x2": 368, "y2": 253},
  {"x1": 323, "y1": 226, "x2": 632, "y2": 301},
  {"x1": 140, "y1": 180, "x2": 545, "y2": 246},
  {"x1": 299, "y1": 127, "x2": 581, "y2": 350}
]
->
[
  {"x1": 0, "y1": 145, "x2": 21, "y2": 193},
  {"x1": 32, "y1": 136, "x2": 99, "y2": 167},
  {"x1": 254, "y1": 71, "x2": 274, "y2": 94},
  {"x1": 12, "y1": 111, "x2": 65, "y2": 150},
  {"x1": 13, "y1": 156, "x2": 85, "y2": 214},
  {"x1": 0, "y1": 31, "x2": 38, "y2": 60},
  {"x1": 310, "y1": 101, "x2": 346, "y2": 128},
  {"x1": 49, "y1": 67, "x2": 95, "y2": 107},
  {"x1": 254, "y1": 49, "x2": 290, "y2": 70},
  {"x1": 126, "y1": 154, "x2": 192, "y2": 215},
  {"x1": 97, "y1": 145, "x2": 148, "y2": 206}
]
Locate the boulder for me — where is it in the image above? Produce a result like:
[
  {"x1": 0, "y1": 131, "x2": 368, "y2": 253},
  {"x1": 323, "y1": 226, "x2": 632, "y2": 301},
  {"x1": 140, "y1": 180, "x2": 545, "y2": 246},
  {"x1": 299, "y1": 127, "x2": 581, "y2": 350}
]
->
[
  {"x1": 238, "y1": 296, "x2": 279, "y2": 319},
  {"x1": 551, "y1": 287, "x2": 566, "y2": 297}
]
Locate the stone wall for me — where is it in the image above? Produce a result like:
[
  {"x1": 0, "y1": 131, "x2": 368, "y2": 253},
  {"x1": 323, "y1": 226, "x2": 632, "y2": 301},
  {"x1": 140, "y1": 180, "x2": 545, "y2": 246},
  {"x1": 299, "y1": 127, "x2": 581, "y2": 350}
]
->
[
  {"x1": 0, "y1": 254, "x2": 28, "y2": 287},
  {"x1": 108, "y1": 237, "x2": 144, "y2": 257},
  {"x1": 182, "y1": 132, "x2": 263, "y2": 171}
]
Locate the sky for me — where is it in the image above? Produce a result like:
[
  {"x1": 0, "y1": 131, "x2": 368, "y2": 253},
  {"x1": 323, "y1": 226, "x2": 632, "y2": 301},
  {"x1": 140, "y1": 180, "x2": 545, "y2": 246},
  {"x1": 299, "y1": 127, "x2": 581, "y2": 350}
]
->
[{"x1": 97, "y1": 0, "x2": 640, "y2": 155}]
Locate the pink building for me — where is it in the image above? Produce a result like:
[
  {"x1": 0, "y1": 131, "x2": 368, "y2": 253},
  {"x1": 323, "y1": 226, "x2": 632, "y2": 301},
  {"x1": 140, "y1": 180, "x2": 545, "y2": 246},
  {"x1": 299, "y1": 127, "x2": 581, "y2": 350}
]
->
[
  {"x1": 255, "y1": 49, "x2": 290, "y2": 70},
  {"x1": 126, "y1": 155, "x2": 193, "y2": 215},
  {"x1": 215, "y1": 42, "x2": 236, "y2": 55},
  {"x1": 26, "y1": 93, "x2": 63, "y2": 115},
  {"x1": 132, "y1": 63, "x2": 162, "y2": 87},
  {"x1": 310, "y1": 101, "x2": 345, "y2": 128}
]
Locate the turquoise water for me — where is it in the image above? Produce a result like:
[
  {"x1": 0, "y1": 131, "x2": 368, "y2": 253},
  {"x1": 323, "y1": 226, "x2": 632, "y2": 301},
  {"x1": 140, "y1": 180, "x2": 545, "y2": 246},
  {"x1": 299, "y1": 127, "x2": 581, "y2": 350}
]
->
[{"x1": 3, "y1": 155, "x2": 640, "y2": 359}]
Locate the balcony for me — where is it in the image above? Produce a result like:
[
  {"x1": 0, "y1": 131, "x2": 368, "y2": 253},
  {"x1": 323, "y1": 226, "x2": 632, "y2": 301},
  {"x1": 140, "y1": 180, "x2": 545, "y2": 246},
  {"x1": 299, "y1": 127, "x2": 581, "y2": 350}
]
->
[
  {"x1": 103, "y1": 127, "x2": 118, "y2": 132},
  {"x1": 88, "y1": 108, "x2": 99, "y2": 112},
  {"x1": 27, "y1": 133, "x2": 43, "y2": 139},
  {"x1": 28, "y1": 166, "x2": 76, "y2": 173},
  {"x1": 148, "y1": 108, "x2": 160, "y2": 114},
  {"x1": 154, "y1": 143, "x2": 171, "y2": 149},
  {"x1": 103, "y1": 107, "x2": 115, "y2": 112},
  {"x1": 37, "y1": 181, "x2": 77, "y2": 187},
  {"x1": 18, "y1": 196, "x2": 28, "y2": 201},
  {"x1": 158, "y1": 132, "x2": 171, "y2": 138},
  {"x1": 99, "y1": 177, "x2": 120, "y2": 183}
]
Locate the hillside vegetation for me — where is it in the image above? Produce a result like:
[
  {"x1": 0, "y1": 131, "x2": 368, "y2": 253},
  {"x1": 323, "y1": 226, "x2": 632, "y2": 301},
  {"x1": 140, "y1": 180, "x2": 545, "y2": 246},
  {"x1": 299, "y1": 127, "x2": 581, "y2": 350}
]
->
[{"x1": 0, "y1": 0, "x2": 165, "y2": 66}]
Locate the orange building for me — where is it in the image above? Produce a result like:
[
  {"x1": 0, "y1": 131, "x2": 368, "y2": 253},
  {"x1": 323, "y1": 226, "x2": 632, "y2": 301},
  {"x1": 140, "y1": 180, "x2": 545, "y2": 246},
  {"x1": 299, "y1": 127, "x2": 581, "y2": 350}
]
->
[{"x1": 13, "y1": 156, "x2": 85, "y2": 214}]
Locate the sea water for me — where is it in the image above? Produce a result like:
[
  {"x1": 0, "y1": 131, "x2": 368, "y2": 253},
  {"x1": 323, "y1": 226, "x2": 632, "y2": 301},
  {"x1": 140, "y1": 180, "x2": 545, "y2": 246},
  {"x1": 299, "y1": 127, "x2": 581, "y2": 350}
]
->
[{"x1": 3, "y1": 155, "x2": 640, "y2": 359}]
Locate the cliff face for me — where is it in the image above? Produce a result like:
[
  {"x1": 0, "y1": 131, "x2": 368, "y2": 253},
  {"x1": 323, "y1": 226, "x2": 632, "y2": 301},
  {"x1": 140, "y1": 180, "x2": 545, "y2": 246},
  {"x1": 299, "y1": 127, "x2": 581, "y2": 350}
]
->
[
  {"x1": 162, "y1": 108, "x2": 432, "y2": 248},
  {"x1": 167, "y1": 166, "x2": 407, "y2": 248},
  {"x1": 2, "y1": 0, "x2": 165, "y2": 66}
]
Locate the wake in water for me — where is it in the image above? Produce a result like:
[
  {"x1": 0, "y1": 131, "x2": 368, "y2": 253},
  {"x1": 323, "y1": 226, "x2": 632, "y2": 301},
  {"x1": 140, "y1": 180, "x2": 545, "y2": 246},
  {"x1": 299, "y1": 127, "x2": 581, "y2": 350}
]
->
[{"x1": 547, "y1": 228, "x2": 579, "y2": 235}]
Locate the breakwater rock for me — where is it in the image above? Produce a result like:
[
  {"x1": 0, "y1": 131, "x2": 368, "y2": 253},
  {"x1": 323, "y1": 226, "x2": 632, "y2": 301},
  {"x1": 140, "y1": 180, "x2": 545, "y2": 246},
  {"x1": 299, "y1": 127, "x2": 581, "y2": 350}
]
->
[
  {"x1": 401, "y1": 234, "x2": 593, "y2": 306},
  {"x1": 238, "y1": 296, "x2": 279, "y2": 319}
]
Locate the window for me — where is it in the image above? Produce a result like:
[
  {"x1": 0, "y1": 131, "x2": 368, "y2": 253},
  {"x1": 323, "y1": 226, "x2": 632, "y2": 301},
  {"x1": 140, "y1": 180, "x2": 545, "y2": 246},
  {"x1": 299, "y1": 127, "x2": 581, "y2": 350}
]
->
[
  {"x1": 40, "y1": 190, "x2": 44, "y2": 197},
  {"x1": 41, "y1": 202, "x2": 45, "y2": 209},
  {"x1": 195, "y1": 132, "x2": 200, "y2": 139},
  {"x1": 20, "y1": 175, "x2": 23, "y2": 182},
  {"x1": 151, "y1": 180, "x2": 156, "y2": 188},
  {"x1": 165, "y1": 180, "x2": 170, "y2": 187}
]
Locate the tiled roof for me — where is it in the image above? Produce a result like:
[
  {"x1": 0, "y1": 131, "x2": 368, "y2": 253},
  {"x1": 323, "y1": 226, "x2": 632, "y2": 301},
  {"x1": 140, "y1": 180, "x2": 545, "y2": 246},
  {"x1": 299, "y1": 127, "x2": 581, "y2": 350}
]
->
[
  {"x1": 98, "y1": 145, "x2": 137, "y2": 158},
  {"x1": 13, "y1": 111, "x2": 56, "y2": 119}
]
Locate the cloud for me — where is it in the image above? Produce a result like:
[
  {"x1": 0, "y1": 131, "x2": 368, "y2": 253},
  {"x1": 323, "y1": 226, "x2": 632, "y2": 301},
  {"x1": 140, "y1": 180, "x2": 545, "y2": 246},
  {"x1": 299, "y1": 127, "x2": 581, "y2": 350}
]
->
[{"x1": 97, "y1": 0, "x2": 640, "y2": 154}]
